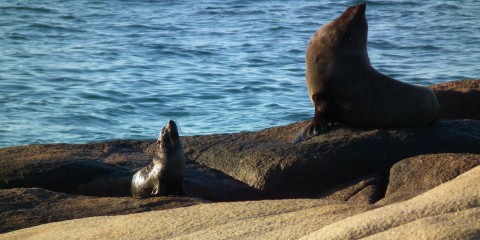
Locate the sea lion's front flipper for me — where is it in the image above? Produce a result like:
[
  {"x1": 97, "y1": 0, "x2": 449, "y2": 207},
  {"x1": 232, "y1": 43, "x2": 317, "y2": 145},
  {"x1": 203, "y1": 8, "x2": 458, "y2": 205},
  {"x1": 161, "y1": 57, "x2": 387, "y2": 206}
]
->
[{"x1": 293, "y1": 101, "x2": 329, "y2": 143}]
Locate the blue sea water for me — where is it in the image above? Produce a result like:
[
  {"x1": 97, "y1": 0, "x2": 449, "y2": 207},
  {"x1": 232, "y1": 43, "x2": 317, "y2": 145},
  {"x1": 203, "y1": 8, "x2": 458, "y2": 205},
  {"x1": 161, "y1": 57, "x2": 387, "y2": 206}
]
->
[{"x1": 0, "y1": 0, "x2": 479, "y2": 148}]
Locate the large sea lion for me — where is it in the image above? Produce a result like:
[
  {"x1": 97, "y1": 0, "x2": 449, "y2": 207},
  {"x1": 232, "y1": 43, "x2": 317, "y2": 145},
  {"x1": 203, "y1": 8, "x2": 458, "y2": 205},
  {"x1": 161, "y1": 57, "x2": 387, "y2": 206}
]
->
[
  {"x1": 131, "y1": 120, "x2": 186, "y2": 198},
  {"x1": 294, "y1": 3, "x2": 439, "y2": 143}
]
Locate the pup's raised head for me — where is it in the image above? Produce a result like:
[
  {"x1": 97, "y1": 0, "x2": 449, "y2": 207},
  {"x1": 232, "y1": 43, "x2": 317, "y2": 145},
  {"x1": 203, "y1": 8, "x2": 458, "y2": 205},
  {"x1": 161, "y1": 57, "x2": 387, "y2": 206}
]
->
[{"x1": 157, "y1": 120, "x2": 180, "y2": 152}]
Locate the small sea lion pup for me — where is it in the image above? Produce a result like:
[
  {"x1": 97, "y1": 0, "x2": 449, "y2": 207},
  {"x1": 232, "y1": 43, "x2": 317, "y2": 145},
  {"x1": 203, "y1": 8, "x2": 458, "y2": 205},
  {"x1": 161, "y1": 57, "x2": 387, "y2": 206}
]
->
[
  {"x1": 294, "y1": 3, "x2": 439, "y2": 143},
  {"x1": 131, "y1": 120, "x2": 186, "y2": 198}
]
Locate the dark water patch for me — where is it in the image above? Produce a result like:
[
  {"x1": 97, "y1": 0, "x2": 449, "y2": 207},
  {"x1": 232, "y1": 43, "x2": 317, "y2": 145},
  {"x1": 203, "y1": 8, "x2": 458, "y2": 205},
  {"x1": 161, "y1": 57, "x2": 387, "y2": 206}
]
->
[
  {"x1": 365, "y1": 1, "x2": 421, "y2": 7},
  {"x1": 399, "y1": 44, "x2": 442, "y2": 51},
  {"x1": 287, "y1": 48, "x2": 303, "y2": 54},
  {"x1": 242, "y1": 86, "x2": 267, "y2": 93},
  {"x1": 1, "y1": 5, "x2": 57, "y2": 14},
  {"x1": 265, "y1": 103, "x2": 281, "y2": 108},
  {"x1": 247, "y1": 57, "x2": 272, "y2": 65},
  {"x1": 78, "y1": 91, "x2": 118, "y2": 102},
  {"x1": 0, "y1": 83, "x2": 35, "y2": 92},
  {"x1": 60, "y1": 15, "x2": 76, "y2": 20},
  {"x1": 185, "y1": 48, "x2": 215, "y2": 57},
  {"x1": 433, "y1": 3, "x2": 462, "y2": 11},
  {"x1": 28, "y1": 23, "x2": 86, "y2": 33},
  {"x1": 6, "y1": 33, "x2": 29, "y2": 40},
  {"x1": 268, "y1": 25, "x2": 293, "y2": 32},
  {"x1": 196, "y1": 93, "x2": 226, "y2": 100},
  {"x1": 369, "y1": 39, "x2": 397, "y2": 50},
  {"x1": 120, "y1": 24, "x2": 163, "y2": 31}
]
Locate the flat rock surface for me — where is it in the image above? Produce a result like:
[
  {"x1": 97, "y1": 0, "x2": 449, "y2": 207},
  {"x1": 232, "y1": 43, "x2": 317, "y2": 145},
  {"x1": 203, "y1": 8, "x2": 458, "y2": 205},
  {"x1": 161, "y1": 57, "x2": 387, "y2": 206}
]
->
[
  {"x1": 3, "y1": 166, "x2": 479, "y2": 240},
  {"x1": 0, "y1": 188, "x2": 205, "y2": 234}
]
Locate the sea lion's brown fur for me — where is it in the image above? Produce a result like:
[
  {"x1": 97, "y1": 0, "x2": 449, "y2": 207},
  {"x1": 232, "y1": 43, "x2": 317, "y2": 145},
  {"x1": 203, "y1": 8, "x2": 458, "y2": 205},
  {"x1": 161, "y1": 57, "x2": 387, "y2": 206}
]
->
[
  {"x1": 131, "y1": 120, "x2": 185, "y2": 198},
  {"x1": 294, "y1": 3, "x2": 439, "y2": 143}
]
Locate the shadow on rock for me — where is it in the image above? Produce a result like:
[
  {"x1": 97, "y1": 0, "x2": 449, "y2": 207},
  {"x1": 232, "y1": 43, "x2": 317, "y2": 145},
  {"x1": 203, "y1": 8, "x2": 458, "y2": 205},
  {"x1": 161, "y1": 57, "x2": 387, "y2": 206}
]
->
[{"x1": 0, "y1": 141, "x2": 263, "y2": 202}]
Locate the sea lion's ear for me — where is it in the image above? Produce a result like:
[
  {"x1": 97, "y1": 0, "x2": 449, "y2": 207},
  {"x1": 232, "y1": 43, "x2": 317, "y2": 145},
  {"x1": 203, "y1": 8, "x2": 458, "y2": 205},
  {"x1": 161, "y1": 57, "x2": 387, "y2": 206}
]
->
[{"x1": 293, "y1": 100, "x2": 329, "y2": 143}]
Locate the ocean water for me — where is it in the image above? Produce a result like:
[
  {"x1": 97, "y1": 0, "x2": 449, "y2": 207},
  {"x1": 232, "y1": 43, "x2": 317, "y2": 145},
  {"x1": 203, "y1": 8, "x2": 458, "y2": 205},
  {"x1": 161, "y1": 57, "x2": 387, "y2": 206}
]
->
[{"x1": 1, "y1": 0, "x2": 479, "y2": 148}]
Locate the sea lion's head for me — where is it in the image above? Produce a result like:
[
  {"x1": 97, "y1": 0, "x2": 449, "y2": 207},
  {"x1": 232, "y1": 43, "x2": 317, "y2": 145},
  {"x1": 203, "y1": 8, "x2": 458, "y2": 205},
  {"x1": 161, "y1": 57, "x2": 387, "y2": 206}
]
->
[
  {"x1": 158, "y1": 120, "x2": 179, "y2": 148},
  {"x1": 306, "y1": 3, "x2": 369, "y2": 102},
  {"x1": 155, "y1": 120, "x2": 182, "y2": 159}
]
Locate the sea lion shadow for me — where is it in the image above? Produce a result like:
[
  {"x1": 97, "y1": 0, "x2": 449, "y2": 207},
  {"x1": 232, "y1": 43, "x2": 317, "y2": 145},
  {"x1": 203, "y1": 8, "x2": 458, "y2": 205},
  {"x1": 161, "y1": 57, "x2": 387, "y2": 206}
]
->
[{"x1": 71, "y1": 159, "x2": 263, "y2": 202}]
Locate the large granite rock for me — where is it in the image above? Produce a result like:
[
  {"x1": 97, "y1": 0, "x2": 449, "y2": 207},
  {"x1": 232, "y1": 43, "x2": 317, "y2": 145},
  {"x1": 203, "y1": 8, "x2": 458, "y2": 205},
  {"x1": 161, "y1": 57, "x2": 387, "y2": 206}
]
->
[
  {"x1": 183, "y1": 119, "x2": 480, "y2": 198},
  {"x1": 2, "y1": 166, "x2": 479, "y2": 239}
]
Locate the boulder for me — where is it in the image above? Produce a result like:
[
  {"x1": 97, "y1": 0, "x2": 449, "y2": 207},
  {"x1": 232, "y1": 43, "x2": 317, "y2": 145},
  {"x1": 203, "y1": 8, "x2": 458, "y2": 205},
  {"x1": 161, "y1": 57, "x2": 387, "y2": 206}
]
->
[
  {"x1": 378, "y1": 153, "x2": 480, "y2": 204},
  {"x1": 430, "y1": 79, "x2": 480, "y2": 120},
  {"x1": 183, "y1": 119, "x2": 480, "y2": 198},
  {"x1": 301, "y1": 165, "x2": 480, "y2": 240}
]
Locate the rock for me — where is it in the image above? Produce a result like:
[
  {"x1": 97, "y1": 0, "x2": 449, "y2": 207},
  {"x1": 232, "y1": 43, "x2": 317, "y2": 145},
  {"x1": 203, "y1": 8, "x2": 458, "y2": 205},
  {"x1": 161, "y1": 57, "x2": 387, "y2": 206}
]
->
[
  {"x1": 378, "y1": 153, "x2": 480, "y2": 205},
  {"x1": 301, "y1": 165, "x2": 480, "y2": 240},
  {"x1": 0, "y1": 140, "x2": 262, "y2": 202},
  {"x1": 362, "y1": 208, "x2": 480, "y2": 240},
  {"x1": 0, "y1": 198, "x2": 374, "y2": 239},
  {"x1": 3, "y1": 166, "x2": 479, "y2": 239},
  {"x1": 2, "y1": 120, "x2": 480, "y2": 201},
  {"x1": 429, "y1": 79, "x2": 480, "y2": 120},
  {"x1": 183, "y1": 119, "x2": 480, "y2": 198},
  {"x1": 0, "y1": 188, "x2": 205, "y2": 234}
]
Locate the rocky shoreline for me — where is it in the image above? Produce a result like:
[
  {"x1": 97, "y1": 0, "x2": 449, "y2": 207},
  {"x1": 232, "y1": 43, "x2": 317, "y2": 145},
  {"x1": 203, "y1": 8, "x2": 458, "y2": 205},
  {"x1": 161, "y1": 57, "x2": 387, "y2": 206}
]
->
[{"x1": 1, "y1": 79, "x2": 479, "y2": 239}]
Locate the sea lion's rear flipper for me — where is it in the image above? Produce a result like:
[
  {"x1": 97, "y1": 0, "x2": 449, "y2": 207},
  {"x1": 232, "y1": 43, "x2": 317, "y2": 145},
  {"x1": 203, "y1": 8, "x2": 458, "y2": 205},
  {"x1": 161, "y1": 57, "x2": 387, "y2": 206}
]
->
[{"x1": 293, "y1": 100, "x2": 329, "y2": 143}]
